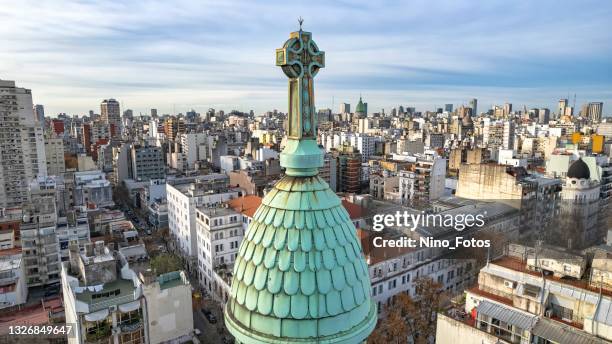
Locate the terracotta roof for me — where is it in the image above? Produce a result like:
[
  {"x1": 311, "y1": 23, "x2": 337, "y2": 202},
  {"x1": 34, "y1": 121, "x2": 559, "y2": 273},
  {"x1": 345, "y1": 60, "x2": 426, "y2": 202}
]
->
[
  {"x1": 0, "y1": 247, "x2": 22, "y2": 256},
  {"x1": 341, "y1": 200, "x2": 364, "y2": 220},
  {"x1": 227, "y1": 195, "x2": 263, "y2": 218},
  {"x1": 0, "y1": 297, "x2": 62, "y2": 335},
  {"x1": 466, "y1": 286, "x2": 514, "y2": 307},
  {"x1": 227, "y1": 196, "x2": 365, "y2": 221}
]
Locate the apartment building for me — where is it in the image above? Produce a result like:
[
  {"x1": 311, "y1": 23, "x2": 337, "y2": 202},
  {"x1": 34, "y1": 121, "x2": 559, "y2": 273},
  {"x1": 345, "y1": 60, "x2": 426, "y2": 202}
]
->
[
  {"x1": 73, "y1": 170, "x2": 114, "y2": 208},
  {"x1": 166, "y1": 175, "x2": 241, "y2": 271},
  {"x1": 62, "y1": 242, "x2": 195, "y2": 344},
  {"x1": 56, "y1": 209, "x2": 90, "y2": 262},
  {"x1": 436, "y1": 243, "x2": 612, "y2": 343},
  {"x1": 45, "y1": 134, "x2": 66, "y2": 176},
  {"x1": 20, "y1": 195, "x2": 61, "y2": 287},
  {"x1": 130, "y1": 144, "x2": 165, "y2": 181},
  {"x1": 195, "y1": 207, "x2": 243, "y2": 302},
  {"x1": 0, "y1": 79, "x2": 47, "y2": 208},
  {"x1": 398, "y1": 152, "x2": 446, "y2": 205}
]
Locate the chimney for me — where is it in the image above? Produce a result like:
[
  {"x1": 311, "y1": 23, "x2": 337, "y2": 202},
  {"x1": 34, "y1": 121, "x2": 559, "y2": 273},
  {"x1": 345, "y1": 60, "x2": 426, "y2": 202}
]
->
[
  {"x1": 84, "y1": 243, "x2": 94, "y2": 257},
  {"x1": 94, "y1": 240, "x2": 105, "y2": 255}
]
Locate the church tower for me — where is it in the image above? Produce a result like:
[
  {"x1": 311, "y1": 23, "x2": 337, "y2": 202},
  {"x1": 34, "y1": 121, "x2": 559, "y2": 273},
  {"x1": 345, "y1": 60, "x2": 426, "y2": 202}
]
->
[{"x1": 224, "y1": 23, "x2": 377, "y2": 343}]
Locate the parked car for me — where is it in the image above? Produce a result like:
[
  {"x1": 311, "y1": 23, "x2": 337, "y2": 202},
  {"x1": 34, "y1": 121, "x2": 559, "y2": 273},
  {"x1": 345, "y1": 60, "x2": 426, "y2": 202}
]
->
[{"x1": 201, "y1": 309, "x2": 217, "y2": 324}]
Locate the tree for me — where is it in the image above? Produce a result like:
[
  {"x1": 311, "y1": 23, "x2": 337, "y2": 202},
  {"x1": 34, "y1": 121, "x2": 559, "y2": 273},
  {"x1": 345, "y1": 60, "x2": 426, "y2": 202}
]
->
[
  {"x1": 369, "y1": 295, "x2": 408, "y2": 344},
  {"x1": 150, "y1": 253, "x2": 183, "y2": 275},
  {"x1": 369, "y1": 277, "x2": 447, "y2": 344}
]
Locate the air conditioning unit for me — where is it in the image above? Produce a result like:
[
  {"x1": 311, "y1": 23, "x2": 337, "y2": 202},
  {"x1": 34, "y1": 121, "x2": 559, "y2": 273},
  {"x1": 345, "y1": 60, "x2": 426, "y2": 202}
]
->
[{"x1": 504, "y1": 280, "x2": 515, "y2": 289}]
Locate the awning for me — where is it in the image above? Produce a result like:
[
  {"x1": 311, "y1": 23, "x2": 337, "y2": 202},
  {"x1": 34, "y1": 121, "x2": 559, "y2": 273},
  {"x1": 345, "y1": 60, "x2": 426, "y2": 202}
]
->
[
  {"x1": 532, "y1": 317, "x2": 608, "y2": 344},
  {"x1": 84, "y1": 309, "x2": 109, "y2": 322},
  {"x1": 118, "y1": 300, "x2": 141, "y2": 313},
  {"x1": 476, "y1": 300, "x2": 536, "y2": 330}
]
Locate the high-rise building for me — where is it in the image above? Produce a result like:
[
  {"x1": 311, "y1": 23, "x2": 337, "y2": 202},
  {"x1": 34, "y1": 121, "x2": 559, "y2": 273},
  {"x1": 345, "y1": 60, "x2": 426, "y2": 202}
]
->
[
  {"x1": 33, "y1": 104, "x2": 45, "y2": 126},
  {"x1": 100, "y1": 98, "x2": 120, "y2": 137},
  {"x1": 130, "y1": 144, "x2": 165, "y2": 181},
  {"x1": 340, "y1": 102, "x2": 350, "y2": 114},
  {"x1": 558, "y1": 98, "x2": 568, "y2": 118},
  {"x1": 44, "y1": 134, "x2": 66, "y2": 176},
  {"x1": 503, "y1": 102, "x2": 512, "y2": 116},
  {"x1": 21, "y1": 182, "x2": 61, "y2": 287},
  {"x1": 0, "y1": 80, "x2": 48, "y2": 208},
  {"x1": 588, "y1": 102, "x2": 603, "y2": 123},
  {"x1": 469, "y1": 98, "x2": 478, "y2": 116},
  {"x1": 164, "y1": 116, "x2": 185, "y2": 141},
  {"x1": 150, "y1": 108, "x2": 158, "y2": 117},
  {"x1": 538, "y1": 108, "x2": 550, "y2": 124},
  {"x1": 445, "y1": 103, "x2": 453, "y2": 112}
]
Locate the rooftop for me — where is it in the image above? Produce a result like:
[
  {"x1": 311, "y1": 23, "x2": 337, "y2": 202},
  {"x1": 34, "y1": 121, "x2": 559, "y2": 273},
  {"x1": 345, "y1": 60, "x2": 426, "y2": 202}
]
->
[
  {"x1": 490, "y1": 256, "x2": 612, "y2": 297},
  {"x1": 227, "y1": 195, "x2": 263, "y2": 218},
  {"x1": 74, "y1": 277, "x2": 136, "y2": 313}
]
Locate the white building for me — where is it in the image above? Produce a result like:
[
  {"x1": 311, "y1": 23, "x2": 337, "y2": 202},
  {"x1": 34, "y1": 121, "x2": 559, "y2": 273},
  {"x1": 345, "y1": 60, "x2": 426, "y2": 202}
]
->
[
  {"x1": 45, "y1": 134, "x2": 66, "y2": 176},
  {"x1": 73, "y1": 170, "x2": 113, "y2": 208},
  {"x1": 56, "y1": 210, "x2": 90, "y2": 263},
  {"x1": 398, "y1": 152, "x2": 446, "y2": 204},
  {"x1": 195, "y1": 207, "x2": 243, "y2": 302},
  {"x1": 0, "y1": 79, "x2": 47, "y2": 208},
  {"x1": 0, "y1": 251, "x2": 28, "y2": 309},
  {"x1": 166, "y1": 175, "x2": 241, "y2": 270},
  {"x1": 180, "y1": 133, "x2": 208, "y2": 169}
]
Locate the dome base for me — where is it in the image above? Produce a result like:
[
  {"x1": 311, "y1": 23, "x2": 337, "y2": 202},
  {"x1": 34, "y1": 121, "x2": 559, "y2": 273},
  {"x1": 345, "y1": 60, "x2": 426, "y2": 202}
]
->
[{"x1": 225, "y1": 300, "x2": 378, "y2": 344}]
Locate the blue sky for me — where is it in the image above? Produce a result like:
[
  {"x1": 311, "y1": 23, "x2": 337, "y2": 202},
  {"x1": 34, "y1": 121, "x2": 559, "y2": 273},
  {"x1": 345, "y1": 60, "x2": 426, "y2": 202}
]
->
[{"x1": 1, "y1": 0, "x2": 611, "y2": 116}]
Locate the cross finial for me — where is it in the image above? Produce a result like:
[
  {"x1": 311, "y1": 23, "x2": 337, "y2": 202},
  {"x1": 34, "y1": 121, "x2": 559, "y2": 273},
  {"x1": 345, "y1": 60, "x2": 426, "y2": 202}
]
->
[{"x1": 298, "y1": 17, "x2": 304, "y2": 31}]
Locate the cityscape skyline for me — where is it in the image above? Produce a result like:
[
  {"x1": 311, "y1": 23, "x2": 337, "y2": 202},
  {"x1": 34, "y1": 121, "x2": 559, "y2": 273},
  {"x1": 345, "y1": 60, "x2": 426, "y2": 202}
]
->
[{"x1": 2, "y1": 0, "x2": 611, "y2": 116}]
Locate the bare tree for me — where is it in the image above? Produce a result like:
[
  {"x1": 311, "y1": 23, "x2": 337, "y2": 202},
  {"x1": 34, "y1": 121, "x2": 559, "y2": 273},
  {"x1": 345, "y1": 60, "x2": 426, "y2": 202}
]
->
[{"x1": 369, "y1": 277, "x2": 447, "y2": 344}]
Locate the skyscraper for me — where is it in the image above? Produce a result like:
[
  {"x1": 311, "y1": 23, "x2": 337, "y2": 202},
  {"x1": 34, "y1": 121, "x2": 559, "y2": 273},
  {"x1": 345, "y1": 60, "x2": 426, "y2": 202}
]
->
[
  {"x1": 539, "y1": 108, "x2": 550, "y2": 124},
  {"x1": 444, "y1": 103, "x2": 453, "y2": 112},
  {"x1": 469, "y1": 98, "x2": 477, "y2": 116},
  {"x1": 33, "y1": 104, "x2": 45, "y2": 126},
  {"x1": 503, "y1": 102, "x2": 512, "y2": 116},
  {"x1": 339, "y1": 103, "x2": 350, "y2": 114},
  {"x1": 558, "y1": 98, "x2": 568, "y2": 118},
  {"x1": 225, "y1": 25, "x2": 376, "y2": 344},
  {"x1": 588, "y1": 102, "x2": 603, "y2": 123},
  {"x1": 100, "y1": 98, "x2": 120, "y2": 137},
  {"x1": 0, "y1": 80, "x2": 47, "y2": 208}
]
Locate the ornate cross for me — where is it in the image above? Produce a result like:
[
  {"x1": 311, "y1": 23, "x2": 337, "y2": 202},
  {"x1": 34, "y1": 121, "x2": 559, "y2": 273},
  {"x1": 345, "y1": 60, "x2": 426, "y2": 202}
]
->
[{"x1": 275, "y1": 26, "x2": 325, "y2": 139}]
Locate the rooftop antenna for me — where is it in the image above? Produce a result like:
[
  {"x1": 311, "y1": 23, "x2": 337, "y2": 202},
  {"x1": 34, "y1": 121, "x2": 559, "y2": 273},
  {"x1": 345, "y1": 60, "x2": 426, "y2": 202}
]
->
[{"x1": 298, "y1": 17, "x2": 304, "y2": 31}]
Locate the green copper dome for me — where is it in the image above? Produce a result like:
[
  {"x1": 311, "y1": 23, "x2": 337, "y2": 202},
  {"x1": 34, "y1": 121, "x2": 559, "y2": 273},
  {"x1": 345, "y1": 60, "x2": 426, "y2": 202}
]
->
[
  {"x1": 224, "y1": 25, "x2": 377, "y2": 344},
  {"x1": 355, "y1": 96, "x2": 366, "y2": 115}
]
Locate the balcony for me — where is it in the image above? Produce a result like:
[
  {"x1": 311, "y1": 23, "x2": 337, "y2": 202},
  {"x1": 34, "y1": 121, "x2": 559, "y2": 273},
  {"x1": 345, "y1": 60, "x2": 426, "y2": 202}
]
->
[
  {"x1": 85, "y1": 322, "x2": 112, "y2": 343},
  {"x1": 119, "y1": 317, "x2": 143, "y2": 333}
]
